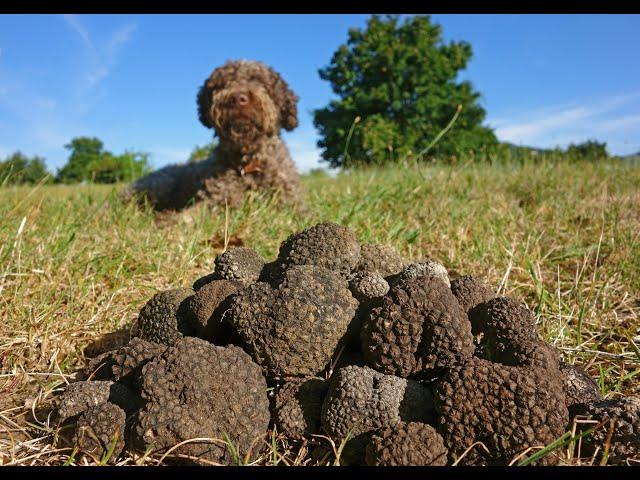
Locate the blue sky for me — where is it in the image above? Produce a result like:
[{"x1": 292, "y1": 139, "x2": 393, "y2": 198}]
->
[{"x1": 0, "y1": 14, "x2": 639, "y2": 173}]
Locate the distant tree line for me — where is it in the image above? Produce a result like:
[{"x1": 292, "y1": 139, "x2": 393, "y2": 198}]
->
[
  {"x1": 55, "y1": 137, "x2": 151, "y2": 184},
  {"x1": 0, "y1": 138, "x2": 224, "y2": 186},
  {"x1": 0, "y1": 152, "x2": 51, "y2": 185},
  {"x1": 1, "y1": 137, "x2": 152, "y2": 185}
]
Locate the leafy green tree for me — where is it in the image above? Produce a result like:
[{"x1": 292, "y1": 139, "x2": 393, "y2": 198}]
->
[
  {"x1": 57, "y1": 137, "x2": 151, "y2": 183},
  {"x1": 313, "y1": 15, "x2": 498, "y2": 168},
  {"x1": 87, "y1": 151, "x2": 152, "y2": 183},
  {"x1": 57, "y1": 137, "x2": 106, "y2": 183},
  {"x1": 566, "y1": 140, "x2": 609, "y2": 160},
  {"x1": 188, "y1": 140, "x2": 218, "y2": 163},
  {"x1": 0, "y1": 151, "x2": 51, "y2": 185}
]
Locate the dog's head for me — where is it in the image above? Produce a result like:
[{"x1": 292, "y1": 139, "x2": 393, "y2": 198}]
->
[{"x1": 196, "y1": 60, "x2": 298, "y2": 150}]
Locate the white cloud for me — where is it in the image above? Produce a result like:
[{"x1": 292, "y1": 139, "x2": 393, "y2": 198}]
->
[
  {"x1": 62, "y1": 14, "x2": 96, "y2": 55},
  {"x1": 61, "y1": 15, "x2": 137, "y2": 89},
  {"x1": 491, "y1": 92, "x2": 640, "y2": 153},
  {"x1": 107, "y1": 23, "x2": 137, "y2": 56}
]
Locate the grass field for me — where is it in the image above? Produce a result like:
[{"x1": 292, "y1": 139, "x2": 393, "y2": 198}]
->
[{"x1": 1, "y1": 157, "x2": 639, "y2": 465}]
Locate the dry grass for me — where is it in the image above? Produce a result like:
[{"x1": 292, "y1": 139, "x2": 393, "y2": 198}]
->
[{"x1": 0, "y1": 157, "x2": 639, "y2": 465}]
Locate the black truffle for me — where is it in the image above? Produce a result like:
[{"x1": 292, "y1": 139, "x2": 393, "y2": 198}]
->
[
  {"x1": 134, "y1": 288, "x2": 195, "y2": 346},
  {"x1": 321, "y1": 365, "x2": 434, "y2": 464},
  {"x1": 71, "y1": 402, "x2": 126, "y2": 463},
  {"x1": 273, "y1": 377, "x2": 328, "y2": 439},
  {"x1": 214, "y1": 247, "x2": 265, "y2": 286},
  {"x1": 186, "y1": 279, "x2": 240, "y2": 342},
  {"x1": 192, "y1": 272, "x2": 218, "y2": 291},
  {"x1": 56, "y1": 380, "x2": 138, "y2": 422},
  {"x1": 450, "y1": 275, "x2": 496, "y2": 315},
  {"x1": 389, "y1": 260, "x2": 450, "y2": 287},
  {"x1": 84, "y1": 338, "x2": 166, "y2": 391},
  {"x1": 227, "y1": 265, "x2": 358, "y2": 378},
  {"x1": 469, "y1": 296, "x2": 559, "y2": 369},
  {"x1": 434, "y1": 357, "x2": 568, "y2": 465},
  {"x1": 355, "y1": 243, "x2": 406, "y2": 277},
  {"x1": 559, "y1": 361, "x2": 602, "y2": 413},
  {"x1": 349, "y1": 272, "x2": 389, "y2": 303},
  {"x1": 274, "y1": 222, "x2": 361, "y2": 279},
  {"x1": 133, "y1": 337, "x2": 270, "y2": 464},
  {"x1": 365, "y1": 422, "x2": 448, "y2": 466},
  {"x1": 571, "y1": 396, "x2": 640, "y2": 465},
  {"x1": 361, "y1": 275, "x2": 474, "y2": 378}
]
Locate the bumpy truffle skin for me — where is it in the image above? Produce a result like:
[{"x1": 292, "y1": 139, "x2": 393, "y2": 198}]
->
[
  {"x1": 72, "y1": 402, "x2": 126, "y2": 462},
  {"x1": 469, "y1": 296, "x2": 559, "y2": 370},
  {"x1": 274, "y1": 222, "x2": 361, "y2": 278},
  {"x1": 355, "y1": 243, "x2": 406, "y2": 277},
  {"x1": 571, "y1": 396, "x2": 640, "y2": 465},
  {"x1": 57, "y1": 381, "x2": 138, "y2": 422},
  {"x1": 228, "y1": 265, "x2": 358, "y2": 378},
  {"x1": 434, "y1": 357, "x2": 568, "y2": 465},
  {"x1": 390, "y1": 260, "x2": 450, "y2": 287},
  {"x1": 192, "y1": 272, "x2": 218, "y2": 291},
  {"x1": 84, "y1": 338, "x2": 166, "y2": 391},
  {"x1": 273, "y1": 377, "x2": 328, "y2": 439},
  {"x1": 365, "y1": 422, "x2": 448, "y2": 466},
  {"x1": 559, "y1": 361, "x2": 602, "y2": 412},
  {"x1": 214, "y1": 247, "x2": 265, "y2": 286},
  {"x1": 347, "y1": 272, "x2": 390, "y2": 347},
  {"x1": 134, "y1": 288, "x2": 195, "y2": 346},
  {"x1": 321, "y1": 365, "x2": 434, "y2": 464},
  {"x1": 186, "y1": 279, "x2": 240, "y2": 342},
  {"x1": 450, "y1": 275, "x2": 496, "y2": 315},
  {"x1": 134, "y1": 337, "x2": 270, "y2": 464},
  {"x1": 349, "y1": 272, "x2": 389, "y2": 303},
  {"x1": 361, "y1": 275, "x2": 474, "y2": 378}
]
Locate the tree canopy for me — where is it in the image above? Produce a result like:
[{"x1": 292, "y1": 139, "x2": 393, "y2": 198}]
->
[
  {"x1": 313, "y1": 15, "x2": 498, "y2": 168},
  {"x1": 0, "y1": 151, "x2": 51, "y2": 185},
  {"x1": 56, "y1": 137, "x2": 151, "y2": 184},
  {"x1": 566, "y1": 140, "x2": 609, "y2": 161}
]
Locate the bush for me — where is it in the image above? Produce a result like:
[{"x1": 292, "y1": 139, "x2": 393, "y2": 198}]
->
[
  {"x1": 56, "y1": 137, "x2": 151, "y2": 184},
  {"x1": 566, "y1": 140, "x2": 609, "y2": 161},
  {"x1": 0, "y1": 151, "x2": 52, "y2": 185}
]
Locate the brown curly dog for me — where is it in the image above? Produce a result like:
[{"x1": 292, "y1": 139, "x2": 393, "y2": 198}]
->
[{"x1": 121, "y1": 60, "x2": 302, "y2": 211}]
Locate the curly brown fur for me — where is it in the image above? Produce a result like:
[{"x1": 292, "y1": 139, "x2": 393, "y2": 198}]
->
[{"x1": 122, "y1": 60, "x2": 301, "y2": 211}]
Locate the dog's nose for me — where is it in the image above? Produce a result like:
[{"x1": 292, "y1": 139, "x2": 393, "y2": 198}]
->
[{"x1": 235, "y1": 93, "x2": 249, "y2": 106}]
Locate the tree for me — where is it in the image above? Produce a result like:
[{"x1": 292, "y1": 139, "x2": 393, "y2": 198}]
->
[
  {"x1": 0, "y1": 151, "x2": 51, "y2": 185},
  {"x1": 188, "y1": 140, "x2": 218, "y2": 163},
  {"x1": 56, "y1": 137, "x2": 151, "y2": 183},
  {"x1": 566, "y1": 140, "x2": 609, "y2": 160},
  {"x1": 313, "y1": 15, "x2": 498, "y2": 168},
  {"x1": 86, "y1": 151, "x2": 152, "y2": 183},
  {"x1": 57, "y1": 137, "x2": 106, "y2": 183}
]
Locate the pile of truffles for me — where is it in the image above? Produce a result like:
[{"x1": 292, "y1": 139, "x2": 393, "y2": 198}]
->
[{"x1": 54, "y1": 222, "x2": 640, "y2": 466}]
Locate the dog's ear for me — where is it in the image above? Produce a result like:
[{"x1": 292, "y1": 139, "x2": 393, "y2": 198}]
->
[
  {"x1": 280, "y1": 87, "x2": 299, "y2": 132},
  {"x1": 267, "y1": 67, "x2": 298, "y2": 132},
  {"x1": 196, "y1": 79, "x2": 215, "y2": 129}
]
